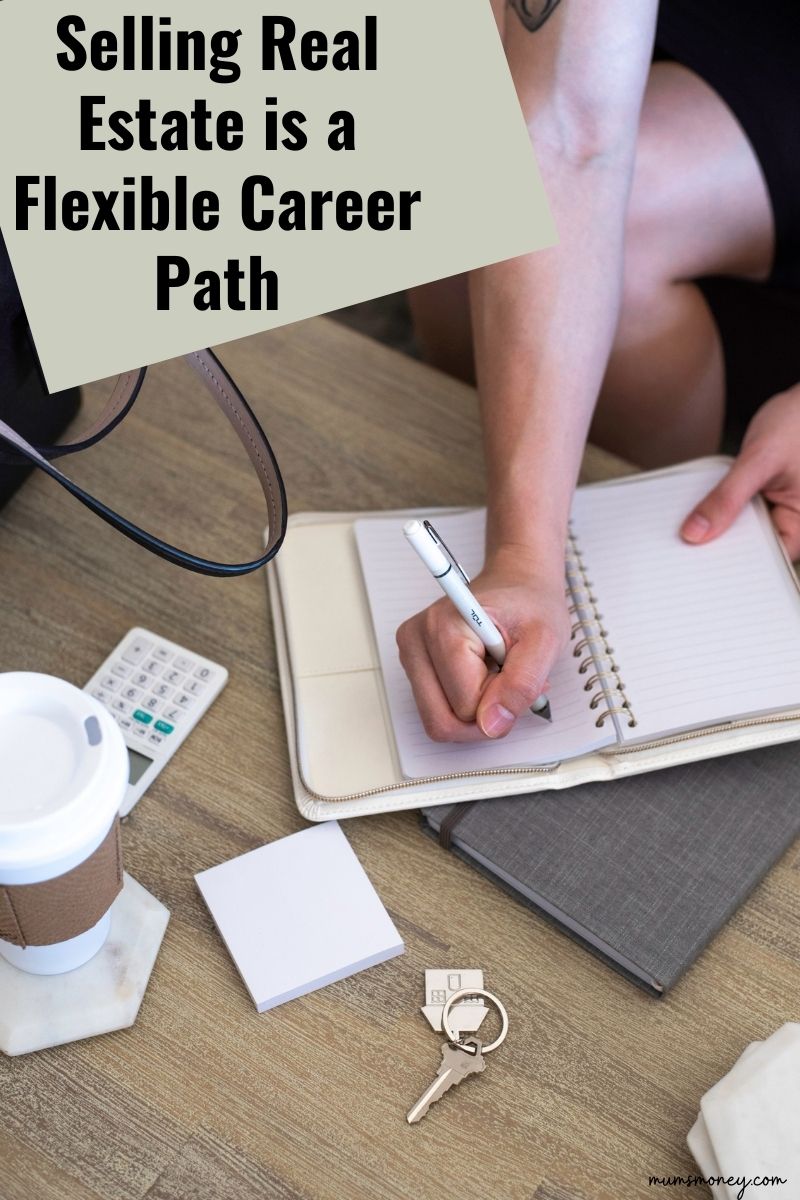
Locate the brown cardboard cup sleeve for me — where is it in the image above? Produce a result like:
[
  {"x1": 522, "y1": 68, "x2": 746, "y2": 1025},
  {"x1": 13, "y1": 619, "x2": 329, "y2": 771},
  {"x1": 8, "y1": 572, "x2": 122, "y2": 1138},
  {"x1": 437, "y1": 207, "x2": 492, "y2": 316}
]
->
[{"x1": 0, "y1": 820, "x2": 123, "y2": 948}]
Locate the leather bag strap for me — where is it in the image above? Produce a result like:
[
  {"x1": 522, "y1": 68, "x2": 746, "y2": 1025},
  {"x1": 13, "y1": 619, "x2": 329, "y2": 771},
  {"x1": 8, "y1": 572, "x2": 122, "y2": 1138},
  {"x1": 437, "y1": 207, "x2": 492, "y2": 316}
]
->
[{"x1": 0, "y1": 348, "x2": 287, "y2": 576}]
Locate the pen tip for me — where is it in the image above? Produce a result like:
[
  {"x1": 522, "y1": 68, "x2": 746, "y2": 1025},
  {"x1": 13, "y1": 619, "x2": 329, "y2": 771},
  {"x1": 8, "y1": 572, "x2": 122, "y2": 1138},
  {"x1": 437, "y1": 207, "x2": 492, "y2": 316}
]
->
[{"x1": 535, "y1": 700, "x2": 552, "y2": 723}]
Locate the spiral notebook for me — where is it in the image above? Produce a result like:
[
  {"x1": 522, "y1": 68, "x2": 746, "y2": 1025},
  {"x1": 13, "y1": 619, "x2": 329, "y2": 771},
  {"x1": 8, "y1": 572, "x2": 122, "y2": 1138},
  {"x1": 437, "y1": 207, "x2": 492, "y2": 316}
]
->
[
  {"x1": 354, "y1": 459, "x2": 800, "y2": 777},
  {"x1": 267, "y1": 457, "x2": 800, "y2": 820}
]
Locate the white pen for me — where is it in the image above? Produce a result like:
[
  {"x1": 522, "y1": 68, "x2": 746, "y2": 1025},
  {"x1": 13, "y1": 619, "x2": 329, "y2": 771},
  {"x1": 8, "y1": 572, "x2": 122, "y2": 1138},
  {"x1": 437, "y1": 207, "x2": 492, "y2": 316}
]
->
[{"x1": 403, "y1": 518, "x2": 552, "y2": 722}]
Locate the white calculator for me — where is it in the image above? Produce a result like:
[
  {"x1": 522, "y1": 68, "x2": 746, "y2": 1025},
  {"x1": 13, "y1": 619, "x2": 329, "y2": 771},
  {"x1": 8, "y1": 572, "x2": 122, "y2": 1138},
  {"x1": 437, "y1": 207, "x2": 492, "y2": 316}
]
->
[{"x1": 84, "y1": 627, "x2": 228, "y2": 817}]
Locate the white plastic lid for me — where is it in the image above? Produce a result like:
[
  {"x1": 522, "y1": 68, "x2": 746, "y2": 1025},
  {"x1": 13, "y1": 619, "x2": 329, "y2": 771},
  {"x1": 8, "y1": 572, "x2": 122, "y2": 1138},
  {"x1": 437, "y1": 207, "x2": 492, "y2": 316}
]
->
[{"x1": 0, "y1": 673, "x2": 127, "y2": 883}]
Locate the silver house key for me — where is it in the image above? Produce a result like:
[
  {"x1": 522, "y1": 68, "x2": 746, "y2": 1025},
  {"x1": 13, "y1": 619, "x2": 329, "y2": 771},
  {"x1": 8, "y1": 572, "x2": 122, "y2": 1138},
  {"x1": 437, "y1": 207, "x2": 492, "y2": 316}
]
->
[
  {"x1": 407, "y1": 1038, "x2": 485, "y2": 1124},
  {"x1": 406, "y1": 987, "x2": 509, "y2": 1125}
]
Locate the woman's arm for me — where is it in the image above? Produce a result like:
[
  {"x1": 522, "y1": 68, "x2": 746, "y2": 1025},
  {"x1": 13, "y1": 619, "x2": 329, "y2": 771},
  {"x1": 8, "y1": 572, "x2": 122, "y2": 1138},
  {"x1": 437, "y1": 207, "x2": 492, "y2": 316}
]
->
[
  {"x1": 397, "y1": 1, "x2": 658, "y2": 741},
  {"x1": 479, "y1": 0, "x2": 657, "y2": 557}
]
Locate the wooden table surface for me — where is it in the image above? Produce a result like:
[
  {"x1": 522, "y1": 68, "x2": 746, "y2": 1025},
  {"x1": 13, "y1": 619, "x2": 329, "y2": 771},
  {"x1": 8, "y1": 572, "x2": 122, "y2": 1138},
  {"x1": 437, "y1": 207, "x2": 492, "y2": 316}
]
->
[{"x1": 2, "y1": 317, "x2": 799, "y2": 1200}]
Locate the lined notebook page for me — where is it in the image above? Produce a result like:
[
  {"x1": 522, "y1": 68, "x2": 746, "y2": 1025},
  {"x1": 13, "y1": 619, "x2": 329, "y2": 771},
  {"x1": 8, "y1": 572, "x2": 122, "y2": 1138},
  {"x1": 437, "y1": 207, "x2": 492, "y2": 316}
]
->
[
  {"x1": 570, "y1": 461, "x2": 800, "y2": 744},
  {"x1": 354, "y1": 513, "x2": 616, "y2": 779}
]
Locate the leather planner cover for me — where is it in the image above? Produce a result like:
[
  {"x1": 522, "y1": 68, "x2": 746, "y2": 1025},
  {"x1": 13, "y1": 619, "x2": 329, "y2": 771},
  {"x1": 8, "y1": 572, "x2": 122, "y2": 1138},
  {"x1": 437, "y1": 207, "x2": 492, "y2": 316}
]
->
[{"x1": 267, "y1": 473, "x2": 800, "y2": 822}]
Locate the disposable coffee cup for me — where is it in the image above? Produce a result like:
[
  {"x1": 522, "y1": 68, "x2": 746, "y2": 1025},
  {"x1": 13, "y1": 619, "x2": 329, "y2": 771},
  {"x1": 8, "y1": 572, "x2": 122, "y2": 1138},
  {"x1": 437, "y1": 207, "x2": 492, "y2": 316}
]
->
[{"x1": 0, "y1": 673, "x2": 128, "y2": 975}]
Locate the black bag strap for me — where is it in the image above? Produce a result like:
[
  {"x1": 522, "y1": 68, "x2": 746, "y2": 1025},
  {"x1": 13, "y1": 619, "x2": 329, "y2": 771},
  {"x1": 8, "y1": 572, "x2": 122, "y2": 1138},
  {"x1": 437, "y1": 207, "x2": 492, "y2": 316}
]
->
[{"x1": 0, "y1": 348, "x2": 287, "y2": 576}]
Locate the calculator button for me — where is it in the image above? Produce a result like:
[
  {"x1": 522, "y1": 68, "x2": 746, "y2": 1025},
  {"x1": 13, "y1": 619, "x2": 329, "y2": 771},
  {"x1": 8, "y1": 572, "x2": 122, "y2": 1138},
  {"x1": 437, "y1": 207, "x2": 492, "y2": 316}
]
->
[
  {"x1": 153, "y1": 646, "x2": 172, "y2": 662},
  {"x1": 121, "y1": 685, "x2": 141, "y2": 703},
  {"x1": 118, "y1": 716, "x2": 133, "y2": 732},
  {"x1": 143, "y1": 659, "x2": 163, "y2": 677},
  {"x1": 194, "y1": 666, "x2": 213, "y2": 682},
  {"x1": 141, "y1": 696, "x2": 162, "y2": 714},
  {"x1": 148, "y1": 732, "x2": 165, "y2": 748},
  {"x1": 174, "y1": 656, "x2": 195, "y2": 674},
  {"x1": 122, "y1": 637, "x2": 152, "y2": 665},
  {"x1": 112, "y1": 698, "x2": 131, "y2": 715},
  {"x1": 154, "y1": 720, "x2": 174, "y2": 735},
  {"x1": 174, "y1": 692, "x2": 195, "y2": 710},
  {"x1": 183, "y1": 678, "x2": 206, "y2": 697},
  {"x1": 131, "y1": 724, "x2": 148, "y2": 739},
  {"x1": 161, "y1": 706, "x2": 182, "y2": 724},
  {"x1": 91, "y1": 688, "x2": 112, "y2": 705},
  {"x1": 163, "y1": 668, "x2": 183, "y2": 686},
  {"x1": 111, "y1": 662, "x2": 131, "y2": 680},
  {"x1": 100, "y1": 674, "x2": 120, "y2": 692},
  {"x1": 151, "y1": 682, "x2": 173, "y2": 700},
  {"x1": 133, "y1": 709, "x2": 153, "y2": 726}
]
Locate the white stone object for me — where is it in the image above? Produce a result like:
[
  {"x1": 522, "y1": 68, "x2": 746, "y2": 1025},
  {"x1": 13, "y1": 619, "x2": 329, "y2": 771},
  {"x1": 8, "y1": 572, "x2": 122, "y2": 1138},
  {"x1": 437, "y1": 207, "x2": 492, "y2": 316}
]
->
[
  {"x1": 688, "y1": 1025, "x2": 800, "y2": 1198},
  {"x1": 687, "y1": 1042, "x2": 763, "y2": 1180},
  {"x1": 0, "y1": 874, "x2": 169, "y2": 1056}
]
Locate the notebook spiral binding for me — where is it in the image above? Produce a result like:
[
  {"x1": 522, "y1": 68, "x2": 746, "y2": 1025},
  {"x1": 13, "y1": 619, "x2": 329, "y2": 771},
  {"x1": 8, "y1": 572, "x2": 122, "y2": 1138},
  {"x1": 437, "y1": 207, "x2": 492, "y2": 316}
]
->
[{"x1": 566, "y1": 526, "x2": 637, "y2": 730}]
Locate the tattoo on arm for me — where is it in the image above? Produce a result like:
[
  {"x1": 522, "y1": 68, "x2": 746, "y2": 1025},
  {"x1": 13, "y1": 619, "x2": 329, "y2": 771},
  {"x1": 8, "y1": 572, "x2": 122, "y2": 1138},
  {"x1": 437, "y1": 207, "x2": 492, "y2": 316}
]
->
[{"x1": 507, "y1": 0, "x2": 563, "y2": 33}]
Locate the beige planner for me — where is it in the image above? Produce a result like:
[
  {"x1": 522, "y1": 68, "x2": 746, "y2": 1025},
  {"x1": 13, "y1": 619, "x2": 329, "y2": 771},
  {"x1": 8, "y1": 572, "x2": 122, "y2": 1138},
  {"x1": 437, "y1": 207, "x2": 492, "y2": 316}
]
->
[{"x1": 267, "y1": 458, "x2": 800, "y2": 821}]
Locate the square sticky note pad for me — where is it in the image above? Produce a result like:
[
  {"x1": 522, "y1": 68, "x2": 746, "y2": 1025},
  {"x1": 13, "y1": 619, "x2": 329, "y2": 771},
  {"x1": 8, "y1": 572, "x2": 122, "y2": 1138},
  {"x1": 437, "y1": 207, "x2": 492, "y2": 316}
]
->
[{"x1": 195, "y1": 822, "x2": 404, "y2": 1012}]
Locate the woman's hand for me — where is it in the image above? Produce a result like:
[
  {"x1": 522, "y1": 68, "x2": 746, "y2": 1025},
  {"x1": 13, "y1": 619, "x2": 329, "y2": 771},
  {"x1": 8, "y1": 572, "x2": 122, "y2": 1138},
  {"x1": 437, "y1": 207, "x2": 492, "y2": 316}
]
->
[
  {"x1": 396, "y1": 547, "x2": 569, "y2": 742},
  {"x1": 681, "y1": 386, "x2": 800, "y2": 559}
]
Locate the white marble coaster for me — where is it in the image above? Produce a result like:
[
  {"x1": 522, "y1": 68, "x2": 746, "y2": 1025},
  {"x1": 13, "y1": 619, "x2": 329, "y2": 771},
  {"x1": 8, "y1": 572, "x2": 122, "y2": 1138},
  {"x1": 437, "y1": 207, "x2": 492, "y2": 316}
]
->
[
  {"x1": 688, "y1": 1026, "x2": 800, "y2": 1198},
  {"x1": 0, "y1": 873, "x2": 169, "y2": 1057},
  {"x1": 687, "y1": 1043, "x2": 763, "y2": 1180},
  {"x1": 686, "y1": 1112, "x2": 720, "y2": 1180}
]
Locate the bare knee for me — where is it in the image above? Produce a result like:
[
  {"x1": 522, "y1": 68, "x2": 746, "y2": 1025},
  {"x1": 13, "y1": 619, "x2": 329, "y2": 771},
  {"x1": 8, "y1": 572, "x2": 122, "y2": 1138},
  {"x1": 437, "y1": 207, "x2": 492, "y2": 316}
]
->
[
  {"x1": 620, "y1": 157, "x2": 678, "y2": 324},
  {"x1": 618, "y1": 236, "x2": 668, "y2": 344}
]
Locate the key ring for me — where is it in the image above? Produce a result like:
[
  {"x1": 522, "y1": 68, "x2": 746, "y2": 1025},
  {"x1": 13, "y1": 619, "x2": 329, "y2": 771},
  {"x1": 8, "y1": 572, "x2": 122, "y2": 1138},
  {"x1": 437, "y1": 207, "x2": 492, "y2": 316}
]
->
[{"x1": 442, "y1": 988, "x2": 508, "y2": 1053}]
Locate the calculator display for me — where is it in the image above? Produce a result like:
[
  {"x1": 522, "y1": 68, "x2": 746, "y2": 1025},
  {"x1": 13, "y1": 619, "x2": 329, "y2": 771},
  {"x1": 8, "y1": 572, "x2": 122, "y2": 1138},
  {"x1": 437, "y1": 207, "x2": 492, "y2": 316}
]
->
[{"x1": 127, "y1": 748, "x2": 154, "y2": 785}]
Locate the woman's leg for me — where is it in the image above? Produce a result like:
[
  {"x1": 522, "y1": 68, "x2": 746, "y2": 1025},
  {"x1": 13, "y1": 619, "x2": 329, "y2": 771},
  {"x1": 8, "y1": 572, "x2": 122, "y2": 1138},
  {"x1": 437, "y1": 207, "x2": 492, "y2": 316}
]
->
[
  {"x1": 408, "y1": 62, "x2": 776, "y2": 464},
  {"x1": 592, "y1": 61, "x2": 775, "y2": 466}
]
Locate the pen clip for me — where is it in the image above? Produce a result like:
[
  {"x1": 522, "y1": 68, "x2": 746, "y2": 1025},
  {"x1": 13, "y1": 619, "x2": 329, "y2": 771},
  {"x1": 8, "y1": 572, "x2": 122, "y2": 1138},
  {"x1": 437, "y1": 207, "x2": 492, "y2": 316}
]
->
[{"x1": 423, "y1": 520, "x2": 471, "y2": 585}]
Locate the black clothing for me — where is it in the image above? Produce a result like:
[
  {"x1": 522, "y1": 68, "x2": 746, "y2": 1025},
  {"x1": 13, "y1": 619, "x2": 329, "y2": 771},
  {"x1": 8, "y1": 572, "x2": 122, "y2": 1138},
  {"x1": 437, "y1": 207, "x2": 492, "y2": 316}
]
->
[{"x1": 656, "y1": 0, "x2": 800, "y2": 289}]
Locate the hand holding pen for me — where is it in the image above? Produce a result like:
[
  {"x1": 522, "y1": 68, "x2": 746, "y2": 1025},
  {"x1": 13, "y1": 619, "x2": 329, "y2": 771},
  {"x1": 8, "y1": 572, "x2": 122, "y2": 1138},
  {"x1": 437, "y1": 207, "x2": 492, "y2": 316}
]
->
[{"x1": 397, "y1": 519, "x2": 559, "y2": 741}]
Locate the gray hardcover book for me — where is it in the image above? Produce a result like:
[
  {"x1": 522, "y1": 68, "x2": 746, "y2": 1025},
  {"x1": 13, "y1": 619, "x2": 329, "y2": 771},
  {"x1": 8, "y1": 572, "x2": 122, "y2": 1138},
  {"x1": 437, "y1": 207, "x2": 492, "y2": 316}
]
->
[{"x1": 423, "y1": 742, "x2": 800, "y2": 995}]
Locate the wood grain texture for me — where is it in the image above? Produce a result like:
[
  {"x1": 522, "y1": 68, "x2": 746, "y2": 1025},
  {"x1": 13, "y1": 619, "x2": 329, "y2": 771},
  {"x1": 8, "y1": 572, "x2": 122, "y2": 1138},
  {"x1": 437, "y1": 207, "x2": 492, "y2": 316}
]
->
[
  {"x1": 1, "y1": 317, "x2": 798, "y2": 1200},
  {"x1": 144, "y1": 1126, "x2": 306, "y2": 1200},
  {"x1": 533, "y1": 1184, "x2": 592, "y2": 1200}
]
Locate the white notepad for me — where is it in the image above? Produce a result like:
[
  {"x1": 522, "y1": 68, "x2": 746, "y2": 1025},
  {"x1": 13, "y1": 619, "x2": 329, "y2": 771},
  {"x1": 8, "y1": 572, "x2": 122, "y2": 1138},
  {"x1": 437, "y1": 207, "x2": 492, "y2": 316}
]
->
[
  {"x1": 355, "y1": 460, "x2": 800, "y2": 779},
  {"x1": 195, "y1": 822, "x2": 404, "y2": 1012}
]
